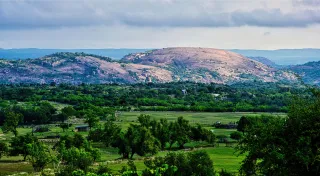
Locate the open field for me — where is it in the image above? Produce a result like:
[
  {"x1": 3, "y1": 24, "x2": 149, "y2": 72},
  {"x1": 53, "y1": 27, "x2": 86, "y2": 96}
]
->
[
  {"x1": 119, "y1": 111, "x2": 286, "y2": 123},
  {"x1": 0, "y1": 111, "x2": 285, "y2": 175}
]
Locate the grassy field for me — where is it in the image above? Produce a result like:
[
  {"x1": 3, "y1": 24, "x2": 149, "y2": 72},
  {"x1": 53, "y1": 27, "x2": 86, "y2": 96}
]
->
[
  {"x1": 0, "y1": 111, "x2": 285, "y2": 175},
  {"x1": 119, "y1": 111, "x2": 285, "y2": 123}
]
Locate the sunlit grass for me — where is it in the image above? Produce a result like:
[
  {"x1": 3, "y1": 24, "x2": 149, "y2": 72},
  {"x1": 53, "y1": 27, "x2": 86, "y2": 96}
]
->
[{"x1": 0, "y1": 111, "x2": 281, "y2": 175}]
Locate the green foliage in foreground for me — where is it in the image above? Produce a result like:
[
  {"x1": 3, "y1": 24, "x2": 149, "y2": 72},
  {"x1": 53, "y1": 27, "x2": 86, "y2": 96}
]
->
[{"x1": 237, "y1": 89, "x2": 320, "y2": 175}]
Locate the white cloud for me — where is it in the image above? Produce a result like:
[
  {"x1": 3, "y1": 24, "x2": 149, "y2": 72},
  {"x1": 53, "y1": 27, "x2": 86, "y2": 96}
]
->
[
  {"x1": 0, "y1": 0, "x2": 320, "y2": 29},
  {"x1": 0, "y1": 0, "x2": 320, "y2": 49}
]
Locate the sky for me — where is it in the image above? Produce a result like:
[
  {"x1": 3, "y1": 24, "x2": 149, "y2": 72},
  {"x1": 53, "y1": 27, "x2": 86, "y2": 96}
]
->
[{"x1": 0, "y1": 0, "x2": 320, "y2": 49}]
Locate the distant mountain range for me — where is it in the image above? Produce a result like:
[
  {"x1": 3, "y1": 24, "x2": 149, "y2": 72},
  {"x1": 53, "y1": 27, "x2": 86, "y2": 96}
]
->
[
  {"x1": 1, "y1": 48, "x2": 320, "y2": 65},
  {"x1": 0, "y1": 48, "x2": 297, "y2": 84},
  {"x1": 230, "y1": 49, "x2": 320, "y2": 65}
]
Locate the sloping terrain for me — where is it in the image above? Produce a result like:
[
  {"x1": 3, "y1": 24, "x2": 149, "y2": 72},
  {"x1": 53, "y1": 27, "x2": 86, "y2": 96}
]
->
[
  {"x1": 247, "y1": 56, "x2": 280, "y2": 68},
  {"x1": 122, "y1": 47, "x2": 296, "y2": 84},
  {"x1": 0, "y1": 48, "x2": 297, "y2": 84},
  {"x1": 287, "y1": 61, "x2": 320, "y2": 85},
  {"x1": 0, "y1": 52, "x2": 172, "y2": 84}
]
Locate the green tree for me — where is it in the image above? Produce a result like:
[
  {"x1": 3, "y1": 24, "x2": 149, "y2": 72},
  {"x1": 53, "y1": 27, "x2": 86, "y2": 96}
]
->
[
  {"x1": 237, "y1": 90, "x2": 320, "y2": 176},
  {"x1": 84, "y1": 113, "x2": 99, "y2": 130},
  {"x1": 2, "y1": 111, "x2": 23, "y2": 136},
  {"x1": 188, "y1": 150, "x2": 215, "y2": 176},
  {"x1": 171, "y1": 117, "x2": 190, "y2": 149},
  {"x1": 125, "y1": 125, "x2": 160, "y2": 159},
  {"x1": 101, "y1": 121, "x2": 121, "y2": 147},
  {"x1": 144, "y1": 150, "x2": 214, "y2": 176},
  {"x1": 60, "y1": 146, "x2": 94, "y2": 173},
  {"x1": 230, "y1": 131, "x2": 242, "y2": 142},
  {"x1": 60, "y1": 106, "x2": 76, "y2": 122},
  {"x1": 137, "y1": 114, "x2": 152, "y2": 128},
  {"x1": 26, "y1": 141, "x2": 55, "y2": 172},
  {"x1": 120, "y1": 160, "x2": 139, "y2": 176},
  {"x1": 0, "y1": 141, "x2": 9, "y2": 159},
  {"x1": 10, "y1": 133, "x2": 38, "y2": 161},
  {"x1": 237, "y1": 116, "x2": 250, "y2": 134},
  {"x1": 153, "y1": 118, "x2": 170, "y2": 150},
  {"x1": 113, "y1": 132, "x2": 130, "y2": 159}
]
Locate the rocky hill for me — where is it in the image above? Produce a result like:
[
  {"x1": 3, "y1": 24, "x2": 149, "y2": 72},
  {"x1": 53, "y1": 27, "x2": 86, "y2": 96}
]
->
[
  {"x1": 121, "y1": 47, "x2": 296, "y2": 84},
  {"x1": 287, "y1": 61, "x2": 320, "y2": 85},
  {"x1": 0, "y1": 48, "x2": 297, "y2": 84},
  {"x1": 0, "y1": 52, "x2": 172, "y2": 84}
]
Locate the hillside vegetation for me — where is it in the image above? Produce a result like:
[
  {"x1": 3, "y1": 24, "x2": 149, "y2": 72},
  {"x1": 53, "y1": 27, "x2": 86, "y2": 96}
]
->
[{"x1": 287, "y1": 61, "x2": 320, "y2": 85}]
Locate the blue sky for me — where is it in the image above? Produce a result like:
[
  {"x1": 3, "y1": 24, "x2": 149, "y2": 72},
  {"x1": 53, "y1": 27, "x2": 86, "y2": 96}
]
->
[{"x1": 0, "y1": 0, "x2": 320, "y2": 49}]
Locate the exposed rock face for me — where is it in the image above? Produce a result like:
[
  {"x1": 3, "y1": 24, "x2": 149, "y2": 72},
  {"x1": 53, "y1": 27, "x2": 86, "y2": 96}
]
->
[
  {"x1": 0, "y1": 52, "x2": 173, "y2": 84},
  {"x1": 122, "y1": 47, "x2": 297, "y2": 84},
  {"x1": 0, "y1": 48, "x2": 297, "y2": 84}
]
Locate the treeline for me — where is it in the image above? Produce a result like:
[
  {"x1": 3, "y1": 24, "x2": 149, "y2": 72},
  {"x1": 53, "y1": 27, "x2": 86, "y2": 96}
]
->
[
  {"x1": 0, "y1": 82, "x2": 307, "y2": 112},
  {"x1": 0, "y1": 101, "x2": 115, "y2": 130}
]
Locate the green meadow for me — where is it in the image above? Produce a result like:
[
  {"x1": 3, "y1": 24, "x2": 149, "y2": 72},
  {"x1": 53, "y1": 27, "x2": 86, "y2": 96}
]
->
[{"x1": 0, "y1": 111, "x2": 285, "y2": 175}]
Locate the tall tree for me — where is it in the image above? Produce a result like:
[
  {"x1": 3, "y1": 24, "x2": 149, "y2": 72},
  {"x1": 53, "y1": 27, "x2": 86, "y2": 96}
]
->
[
  {"x1": 84, "y1": 111, "x2": 99, "y2": 130},
  {"x1": 60, "y1": 106, "x2": 76, "y2": 122},
  {"x1": 153, "y1": 118, "x2": 170, "y2": 150},
  {"x1": 114, "y1": 124, "x2": 160, "y2": 159},
  {"x1": 2, "y1": 111, "x2": 23, "y2": 136},
  {"x1": 26, "y1": 141, "x2": 56, "y2": 172},
  {"x1": 173, "y1": 117, "x2": 191, "y2": 149},
  {"x1": 237, "y1": 90, "x2": 320, "y2": 175},
  {"x1": 0, "y1": 141, "x2": 8, "y2": 159},
  {"x1": 10, "y1": 133, "x2": 38, "y2": 161},
  {"x1": 237, "y1": 116, "x2": 250, "y2": 134},
  {"x1": 101, "y1": 121, "x2": 121, "y2": 147},
  {"x1": 137, "y1": 114, "x2": 152, "y2": 128}
]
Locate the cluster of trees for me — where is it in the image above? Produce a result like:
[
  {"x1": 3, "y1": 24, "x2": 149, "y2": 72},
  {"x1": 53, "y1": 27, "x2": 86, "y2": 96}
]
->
[
  {"x1": 0, "y1": 130, "x2": 218, "y2": 176},
  {"x1": 0, "y1": 101, "x2": 115, "y2": 136},
  {"x1": 0, "y1": 132, "x2": 101, "y2": 175},
  {"x1": 89, "y1": 115, "x2": 215, "y2": 159},
  {"x1": 0, "y1": 101, "x2": 58, "y2": 127},
  {"x1": 0, "y1": 82, "x2": 306, "y2": 112},
  {"x1": 142, "y1": 151, "x2": 214, "y2": 176},
  {"x1": 236, "y1": 89, "x2": 320, "y2": 175}
]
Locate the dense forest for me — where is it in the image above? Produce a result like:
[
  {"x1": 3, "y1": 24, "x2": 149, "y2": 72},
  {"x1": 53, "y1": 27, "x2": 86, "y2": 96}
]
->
[{"x1": 0, "y1": 82, "x2": 307, "y2": 114}]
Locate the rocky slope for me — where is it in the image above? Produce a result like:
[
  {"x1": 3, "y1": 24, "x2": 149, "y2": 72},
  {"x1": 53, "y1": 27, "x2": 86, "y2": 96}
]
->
[
  {"x1": 247, "y1": 56, "x2": 279, "y2": 68},
  {"x1": 0, "y1": 48, "x2": 297, "y2": 84},
  {"x1": 0, "y1": 52, "x2": 172, "y2": 84},
  {"x1": 121, "y1": 47, "x2": 296, "y2": 84}
]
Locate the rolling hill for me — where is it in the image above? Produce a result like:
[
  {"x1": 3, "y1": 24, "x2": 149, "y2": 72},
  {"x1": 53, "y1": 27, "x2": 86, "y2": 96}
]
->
[
  {"x1": 121, "y1": 47, "x2": 296, "y2": 84},
  {"x1": 0, "y1": 48, "x2": 297, "y2": 84},
  {"x1": 287, "y1": 61, "x2": 320, "y2": 85}
]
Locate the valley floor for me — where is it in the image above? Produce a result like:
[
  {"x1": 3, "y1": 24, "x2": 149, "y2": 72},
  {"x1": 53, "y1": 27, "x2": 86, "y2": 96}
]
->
[{"x1": 0, "y1": 111, "x2": 284, "y2": 175}]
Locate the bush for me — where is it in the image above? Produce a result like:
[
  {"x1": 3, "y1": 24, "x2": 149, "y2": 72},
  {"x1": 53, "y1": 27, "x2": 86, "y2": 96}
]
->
[
  {"x1": 230, "y1": 131, "x2": 242, "y2": 141},
  {"x1": 219, "y1": 169, "x2": 234, "y2": 176},
  {"x1": 33, "y1": 126, "x2": 50, "y2": 133},
  {"x1": 144, "y1": 150, "x2": 214, "y2": 176}
]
